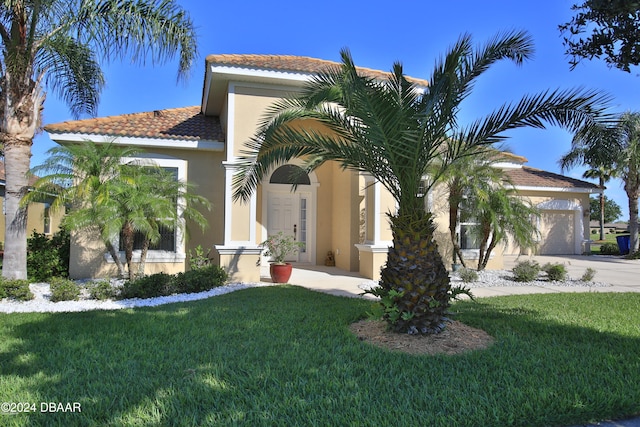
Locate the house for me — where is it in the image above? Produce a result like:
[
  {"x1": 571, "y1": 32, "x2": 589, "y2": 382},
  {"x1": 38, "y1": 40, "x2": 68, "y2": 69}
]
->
[
  {"x1": 589, "y1": 221, "x2": 628, "y2": 235},
  {"x1": 44, "y1": 54, "x2": 601, "y2": 280},
  {"x1": 0, "y1": 161, "x2": 65, "y2": 247}
]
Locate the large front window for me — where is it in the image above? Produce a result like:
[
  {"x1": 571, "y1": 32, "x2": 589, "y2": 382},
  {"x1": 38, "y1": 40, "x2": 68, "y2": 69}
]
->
[
  {"x1": 110, "y1": 156, "x2": 187, "y2": 263},
  {"x1": 119, "y1": 224, "x2": 176, "y2": 251},
  {"x1": 118, "y1": 166, "x2": 178, "y2": 252}
]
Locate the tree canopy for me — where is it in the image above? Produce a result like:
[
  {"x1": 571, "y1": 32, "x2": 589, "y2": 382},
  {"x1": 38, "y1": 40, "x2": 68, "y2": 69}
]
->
[
  {"x1": 590, "y1": 195, "x2": 622, "y2": 223},
  {"x1": 1, "y1": 0, "x2": 198, "y2": 279},
  {"x1": 233, "y1": 31, "x2": 613, "y2": 334},
  {"x1": 560, "y1": 1, "x2": 640, "y2": 72}
]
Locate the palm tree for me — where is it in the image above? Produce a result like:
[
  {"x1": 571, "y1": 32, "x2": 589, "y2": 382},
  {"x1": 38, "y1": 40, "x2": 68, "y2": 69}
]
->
[
  {"x1": 233, "y1": 31, "x2": 611, "y2": 335},
  {"x1": 27, "y1": 141, "x2": 140, "y2": 277},
  {"x1": 441, "y1": 148, "x2": 505, "y2": 268},
  {"x1": 560, "y1": 141, "x2": 617, "y2": 241},
  {"x1": 0, "y1": 0, "x2": 197, "y2": 279},
  {"x1": 583, "y1": 166, "x2": 616, "y2": 241},
  {"x1": 561, "y1": 112, "x2": 640, "y2": 253},
  {"x1": 474, "y1": 186, "x2": 540, "y2": 270},
  {"x1": 27, "y1": 142, "x2": 211, "y2": 279},
  {"x1": 113, "y1": 163, "x2": 210, "y2": 279}
]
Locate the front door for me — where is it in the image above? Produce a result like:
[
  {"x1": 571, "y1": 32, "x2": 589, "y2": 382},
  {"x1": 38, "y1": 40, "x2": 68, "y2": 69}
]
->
[{"x1": 267, "y1": 192, "x2": 309, "y2": 262}]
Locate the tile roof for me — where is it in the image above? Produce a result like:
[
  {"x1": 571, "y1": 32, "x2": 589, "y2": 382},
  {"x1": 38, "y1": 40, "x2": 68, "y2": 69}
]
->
[
  {"x1": 45, "y1": 106, "x2": 224, "y2": 142},
  {"x1": 505, "y1": 166, "x2": 599, "y2": 189},
  {"x1": 206, "y1": 54, "x2": 430, "y2": 86}
]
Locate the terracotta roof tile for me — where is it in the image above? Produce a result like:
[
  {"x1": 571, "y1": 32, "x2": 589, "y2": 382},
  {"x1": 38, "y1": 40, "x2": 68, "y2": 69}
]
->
[
  {"x1": 45, "y1": 106, "x2": 224, "y2": 142},
  {"x1": 206, "y1": 54, "x2": 430, "y2": 86},
  {"x1": 505, "y1": 166, "x2": 599, "y2": 189}
]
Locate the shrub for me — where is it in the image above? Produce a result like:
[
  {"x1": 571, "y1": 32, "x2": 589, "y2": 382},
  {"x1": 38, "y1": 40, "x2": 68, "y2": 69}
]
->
[
  {"x1": 0, "y1": 279, "x2": 34, "y2": 301},
  {"x1": 174, "y1": 265, "x2": 228, "y2": 294},
  {"x1": 599, "y1": 242, "x2": 620, "y2": 255},
  {"x1": 27, "y1": 227, "x2": 70, "y2": 281},
  {"x1": 88, "y1": 280, "x2": 119, "y2": 300},
  {"x1": 188, "y1": 245, "x2": 212, "y2": 270},
  {"x1": 512, "y1": 260, "x2": 540, "y2": 282},
  {"x1": 542, "y1": 263, "x2": 567, "y2": 282},
  {"x1": 458, "y1": 267, "x2": 479, "y2": 283},
  {"x1": 118, "y1": 272, "x2": 175, "y2": 300},
  {"x1": 49, "y1": 277, "x2": 80, "y2": 302},
  {"x1": 581, "y1": 267, "x2": 597, "y2": 282}
]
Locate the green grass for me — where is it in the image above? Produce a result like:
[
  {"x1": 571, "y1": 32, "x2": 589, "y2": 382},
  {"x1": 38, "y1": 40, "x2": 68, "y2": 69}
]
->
[
  {"x1": 1, "y1": 287, "x2": 639, "y2": 426},
  {"x1": 589, "y1": 232, "x2": 627, "y2": 253}
]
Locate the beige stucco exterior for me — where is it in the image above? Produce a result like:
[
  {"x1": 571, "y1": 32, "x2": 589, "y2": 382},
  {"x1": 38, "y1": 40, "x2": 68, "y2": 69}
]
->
[
  {"x1": 65, "y1": 147, "x2": 226, "y2": 279},
  {"x1": 0, "y1": 195, "x2": 65, "y2": 247},
  {"x1": 47, "y1": 56, "x2": 599, "y2": 281}
]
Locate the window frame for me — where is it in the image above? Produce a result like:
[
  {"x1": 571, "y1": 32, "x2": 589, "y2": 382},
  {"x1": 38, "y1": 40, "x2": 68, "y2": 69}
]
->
[{"x1": 105, "y1": 155, "x2": 188, "y2": 264}]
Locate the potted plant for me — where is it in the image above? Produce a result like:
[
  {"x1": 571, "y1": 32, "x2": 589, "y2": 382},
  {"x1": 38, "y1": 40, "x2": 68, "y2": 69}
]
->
[{"x1": 261, "y1": 232, "x2": 305, "y2": 283}]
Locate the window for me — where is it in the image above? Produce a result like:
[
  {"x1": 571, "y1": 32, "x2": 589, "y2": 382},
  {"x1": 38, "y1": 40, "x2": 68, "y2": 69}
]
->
[
  {"x1": 269, "y1": 164, "x2": 310, "y2": 185},
  {"x1": 119, "y1": 224, "x2": 175, "y2": 252},
  {"x1": 109, "y1": 156, "x2": 187, "y2": 263},
  {"x1": 459, "y1": 194, "x2": 480, "y2": 250},
  {"x1": 44, "y1": 203, "x2": 51, "y2": 235}
]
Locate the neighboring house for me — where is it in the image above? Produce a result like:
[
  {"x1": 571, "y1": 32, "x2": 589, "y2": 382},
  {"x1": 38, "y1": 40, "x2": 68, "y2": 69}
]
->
[
  {"x1": 0, "y1": 161, "x2": 65, "y2": 246},
  {"x1": 45, "y1": 54, "x2": 601, "y2": 280},
  {"x1": 589, "y1": 221, "x2": 629, "y2": 235}
]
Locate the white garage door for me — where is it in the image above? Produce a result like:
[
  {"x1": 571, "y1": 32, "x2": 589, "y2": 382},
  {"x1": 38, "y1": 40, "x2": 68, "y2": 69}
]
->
[{"x1": 539, "y1": 211, "x2": 574, "y2": 255}]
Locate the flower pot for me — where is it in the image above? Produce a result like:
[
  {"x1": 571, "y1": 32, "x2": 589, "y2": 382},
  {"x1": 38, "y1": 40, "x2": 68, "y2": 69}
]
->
[{"x1": 270, "y1": 263, "x2": 293, "y2": 283}]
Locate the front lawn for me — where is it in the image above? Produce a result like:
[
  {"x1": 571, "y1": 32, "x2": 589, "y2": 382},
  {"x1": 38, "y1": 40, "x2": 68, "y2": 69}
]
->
[{"x1": 1, "y1": 287, "x2": 639, "y2": 426}]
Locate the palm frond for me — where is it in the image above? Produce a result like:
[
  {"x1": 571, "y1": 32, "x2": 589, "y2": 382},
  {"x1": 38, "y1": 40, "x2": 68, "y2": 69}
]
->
[{"x1": 36, "y1": 34, "x2": 105, "y2": 118}]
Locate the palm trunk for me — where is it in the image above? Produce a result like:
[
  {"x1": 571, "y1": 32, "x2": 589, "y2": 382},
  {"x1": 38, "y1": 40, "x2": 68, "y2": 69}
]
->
[
  {"x1": 477, "y1": 221, "x2": 491, "y2": 271},
  {"x1": 122, "y1": 222, "x2": 135, "y2": 279},
  {"x1": 2, "y1": 140, "x2": 31, "y2": 279},
  {"x1": 625, "y1": 166, "x2": 640, "y2": 254},
  {"x1": 448, "y1": 183, "x2": 466, "y2": 268},
  {"x1": 0, "y1": 73, "x2": 43, "y2": 280},
  {"x1": 480, "y1": 231, "x2": 499, "y2": 270},
  {"x1": 104, "y1": 240, "x2": 126, "y2": 279},
  {"x1": 597, "y1": 176, "x2": 605, "y2": 241},
  {"x1": 627, "y1": 190, "x2": 639, "y2": 254},
  {"x1": 137, "y1": 239, "x2": 151, "y2": 278},
  {"x1": 379, "y1": 210, "x2": 451, "y2": 335}
]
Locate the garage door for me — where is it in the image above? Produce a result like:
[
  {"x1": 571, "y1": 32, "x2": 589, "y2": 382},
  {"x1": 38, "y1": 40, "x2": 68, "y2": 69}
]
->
[{"x1": 539, "y1": 211, "x2": 574, "y2": 255}]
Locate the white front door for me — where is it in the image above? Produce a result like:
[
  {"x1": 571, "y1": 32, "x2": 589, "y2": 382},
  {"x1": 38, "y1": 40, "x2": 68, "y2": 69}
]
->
[{"x1": 267, "y1": 192, "x2": 310, "y2": 262}]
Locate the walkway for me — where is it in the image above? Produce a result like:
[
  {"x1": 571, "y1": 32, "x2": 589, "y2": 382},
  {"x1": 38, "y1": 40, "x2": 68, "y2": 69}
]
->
[{"x1": 264, "y1": 255, "x2": 640, "y2": 298}]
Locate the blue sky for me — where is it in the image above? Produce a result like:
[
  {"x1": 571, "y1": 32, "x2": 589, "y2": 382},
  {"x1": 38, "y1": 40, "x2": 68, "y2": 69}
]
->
[{"x1": 34, "y1": 0, "x2": 640, "y2": 220}]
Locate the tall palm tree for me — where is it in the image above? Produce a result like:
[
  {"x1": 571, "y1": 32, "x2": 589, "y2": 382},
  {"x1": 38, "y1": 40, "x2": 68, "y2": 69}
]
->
[
  {"x1": 233, "y1": 31, "x2": 611, "y2": 335},
  {"x1": 28, "y1": 142, "x2": 211, "y2": 279},
  {"x1": 583, "y1": 166, "x2": 616, "y2": 240},
  {"x1": 561, "y1": 112, "x2": 640, "y2": 253},
  {"x1": 0, "y1": 0, "x2": 197, "y2": 279},
  {"x1": 560, "y1": 140, "x2": 617, "y2": 241}
]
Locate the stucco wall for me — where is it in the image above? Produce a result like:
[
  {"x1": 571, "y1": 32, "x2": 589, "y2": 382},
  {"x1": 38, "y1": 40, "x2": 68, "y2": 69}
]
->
[
  {"x1": 0, "y1": 196, "x2": 65, "y2": 244},
  {"x1": 68, "y1": 147, "x2": 225, "y2": 279}
]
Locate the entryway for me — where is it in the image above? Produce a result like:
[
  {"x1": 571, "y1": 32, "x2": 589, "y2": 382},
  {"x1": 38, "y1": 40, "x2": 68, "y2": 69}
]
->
[{"x1": 262, "y1": 164, "x2": 317, "y2": 264}]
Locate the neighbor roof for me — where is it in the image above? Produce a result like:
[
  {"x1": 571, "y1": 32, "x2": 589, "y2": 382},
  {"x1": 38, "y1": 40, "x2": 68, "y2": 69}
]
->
[
  {"x1": 505, "y1": 166, "x2": 600, "y2": 189},
  {"x1": 206, "y1": 54, "x2": 430, "y2": 87},
  {"x1": 44, "y1": 106, "x2": 224, "y2": 142}
]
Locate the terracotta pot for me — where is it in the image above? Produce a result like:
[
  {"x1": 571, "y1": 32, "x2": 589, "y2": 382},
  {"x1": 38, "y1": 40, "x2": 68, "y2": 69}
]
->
[{"x1": 270, "y1": 263, "x2": 293, "y2": 283}]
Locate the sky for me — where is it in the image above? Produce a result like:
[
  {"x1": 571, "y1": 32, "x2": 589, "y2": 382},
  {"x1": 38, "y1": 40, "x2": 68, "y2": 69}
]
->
[{"x1": 33, "y1": 0, "x2": 640, "y2": 221}]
